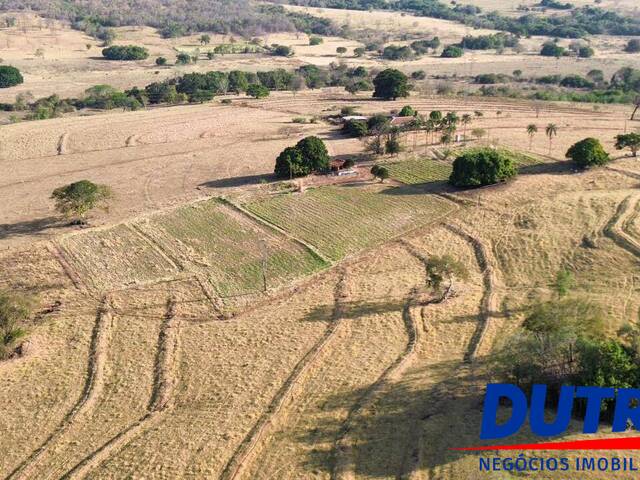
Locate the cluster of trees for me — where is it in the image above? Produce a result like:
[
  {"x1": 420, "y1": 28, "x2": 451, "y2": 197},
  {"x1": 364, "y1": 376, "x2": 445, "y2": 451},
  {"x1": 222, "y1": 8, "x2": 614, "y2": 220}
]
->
[
  {"x1": 460, "y1": 33, "x2": 519, "y2": 50},
  {"x1": 381, "y1": 37, "x2": 440, "y2": 60},
  {"x1": 440, "y1": 45, "x2": 464, "y2": 58},
  {"x1": 101, "y1": 45, "x2": 149, "y2": 61},
  {"x1": 539, "y1": 0, "x2": 573, "y2": 10},
  {"x1": 274, "y1": 136, "x2": 330, "y2": 178},
  {"x1": 0, "y1": 65, "x2": 23, "y2": 88},
  {"x1": 496, "y1": 271, "x2": 640, "y2": 421},
  {"x1": 0, "y1": 0, "x2": 340, "y2": 39},
  {"x1": 449, "y1": 148, "x2": 517, "y2": 187},
  {"x1": 283, "y1": 0, "x2": 640, "y2": 37}
]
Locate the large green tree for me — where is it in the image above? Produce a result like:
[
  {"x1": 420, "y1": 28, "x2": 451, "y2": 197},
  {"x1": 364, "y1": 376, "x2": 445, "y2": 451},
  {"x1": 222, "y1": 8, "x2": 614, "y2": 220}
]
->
[
  {"x1": 566, "y1": 137, "x2": 609, "y2": 169},
  {"x1": 295, "y1": 136, "x2": 330, "y2": 172},
  {"x1": 0, "y1": 66, "x2": 23, "y2": 88},
  {"x1": 449, "y1": 148, "x2": 517, "y2": 187},
  {"x1": 373, "y1": 69, "x2": 409, "y2": 100},
  {"x1": 51, "y1": 180, "x2": 113, "y2": 223}
]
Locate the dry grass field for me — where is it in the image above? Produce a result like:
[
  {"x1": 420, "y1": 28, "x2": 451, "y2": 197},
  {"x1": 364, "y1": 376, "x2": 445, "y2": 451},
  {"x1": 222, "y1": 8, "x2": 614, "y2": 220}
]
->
[{"x1": 1, "y1": 5, "x2": 640, "y2": 478}]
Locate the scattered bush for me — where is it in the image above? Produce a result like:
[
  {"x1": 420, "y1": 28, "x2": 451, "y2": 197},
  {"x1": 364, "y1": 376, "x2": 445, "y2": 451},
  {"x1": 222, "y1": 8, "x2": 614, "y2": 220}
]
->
[
  {"x1": 0, "y1": 291, "x2": 32, "y2": 361},
  {"x1": 540, "y1": 42, "x2": 567, "y2": 57},
  {"x1": 559, "y1": 74, "x2": 594, "y2": 88},
  {"x1": 382, "y1": 45, "x2": 414, "y2": 61},
  {"x1": 615, "y1": 133, "x2": 640, "y2": 157},
  {"x1": 246, "y1": 83, "x2": 270, "y2": 98},
  {"x1": 625, "y1": 39, "x2": 640, "y2": 53},
  {"x1": 449, "y1": 148, "x2": 517, "y2": 187},
  {"x1": 566, "y1": 137, "x2": 609, "y2": 168},
  {"x1": 411, "y1": 70, "x2": 426, "y2": 80},
  {"x1": 271, "y1": 44, "x2": 294, "y2": 57},
  {"x1": 441, "y1": 45, "x2": 464, "y2": 58},
  {"x1": 343, "y1": 120, "x2": 369, "y2": 138},
  {"x1": 102, "y1": 45, "x2": 149, "y2": 60},
  {"x1": 309, "y1": 36, "x2": 323, "y2": 45},
  {"x1": 399, "y1": 105, "x2": 417, "y2": 117}
]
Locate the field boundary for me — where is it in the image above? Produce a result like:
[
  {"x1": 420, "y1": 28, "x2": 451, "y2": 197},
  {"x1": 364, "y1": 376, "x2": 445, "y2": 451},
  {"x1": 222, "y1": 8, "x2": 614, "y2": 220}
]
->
[{"x1": 220, "y1": 196, "x2": 331, "y2": 267}]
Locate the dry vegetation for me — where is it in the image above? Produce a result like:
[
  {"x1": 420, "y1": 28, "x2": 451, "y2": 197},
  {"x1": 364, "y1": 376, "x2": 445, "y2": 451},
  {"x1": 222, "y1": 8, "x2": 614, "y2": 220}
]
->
[{"x1": 1, "y1": 5, "x2": 640, "y2": 480}]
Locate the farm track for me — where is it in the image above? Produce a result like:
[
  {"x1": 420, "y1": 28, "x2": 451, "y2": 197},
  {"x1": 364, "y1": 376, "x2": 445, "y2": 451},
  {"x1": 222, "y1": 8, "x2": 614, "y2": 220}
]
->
[
  {"x1": 444, "y1": 224, "x2": 501, "y2": 362},
  {"x1": 61, "y1": 297, "x2": 181, "y2": 479},
  {"x1": 604, "y1": 195, "x2": 640, "y2": 258},
  {"x1": 47, "y1": 241, "x2": 87, "y2": 292},
  {"x1": 220, "y1": 269, "x2": 348, "y2": 480},
  {"x1": 333, "y1": 285, "x2": 422, "y2": 479},
  {"x1": 7, "y1": 296, "x2": 113, "y2": 480}
]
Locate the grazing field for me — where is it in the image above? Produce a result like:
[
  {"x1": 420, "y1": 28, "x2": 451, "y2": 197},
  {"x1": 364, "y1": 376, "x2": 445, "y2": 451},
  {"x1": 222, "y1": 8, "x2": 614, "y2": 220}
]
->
[{"x1": 245, "y1": 184, "x2": 455, "y2": 261}]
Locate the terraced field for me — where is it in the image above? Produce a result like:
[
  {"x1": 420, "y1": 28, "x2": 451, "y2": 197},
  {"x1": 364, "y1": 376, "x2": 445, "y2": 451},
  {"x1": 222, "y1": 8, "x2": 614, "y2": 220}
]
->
[
  {"x1": 245, "y1": 184, "x2": 456, "y2": 261},
  {"x1": 57, "y1": 199, "x2": 327, "y2": 303}
]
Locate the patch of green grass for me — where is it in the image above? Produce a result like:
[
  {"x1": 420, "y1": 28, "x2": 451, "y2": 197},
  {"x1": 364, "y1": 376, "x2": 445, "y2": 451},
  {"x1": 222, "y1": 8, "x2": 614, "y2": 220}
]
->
[
  {"x1": 144, "y1": 199, "x2": 325, "y2": 297},
  {"x1": 245, "y1": 185, "x2": 453, "y2": 261},
  {"x1": 383, "y1": 158, "x2": 452, "y2": 185}
]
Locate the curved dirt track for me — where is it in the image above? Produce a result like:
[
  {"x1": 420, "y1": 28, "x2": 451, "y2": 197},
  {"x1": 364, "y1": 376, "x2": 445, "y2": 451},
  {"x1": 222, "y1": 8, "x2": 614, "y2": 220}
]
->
[{"x1": 7, "y1": 296, "x2": 113, "y2": 480}]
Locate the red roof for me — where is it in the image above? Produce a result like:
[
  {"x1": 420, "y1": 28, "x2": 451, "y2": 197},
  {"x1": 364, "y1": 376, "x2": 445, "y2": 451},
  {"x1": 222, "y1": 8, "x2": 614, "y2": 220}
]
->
[{"x1": 390, "y1": 116, "x2": 416, "y2": 127}]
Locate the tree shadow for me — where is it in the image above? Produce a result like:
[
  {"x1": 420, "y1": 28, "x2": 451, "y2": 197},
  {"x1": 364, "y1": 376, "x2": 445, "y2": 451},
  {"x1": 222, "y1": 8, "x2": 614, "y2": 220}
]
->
[
  {"x1": 292, "y1": 358, "x2": 591, "y2": 478},
  {"x1": 303, "y1": 298, "x2": 408, "y2": 322},
  {"x1": 198, "y1": 173, "x2": 275, "y2": 188},
  {"x1": 0, "y1": 216, "x2": 62, "y2": 240},
  {"x1": 518, "y1": 159, "x2": 574, "y2": 176}
]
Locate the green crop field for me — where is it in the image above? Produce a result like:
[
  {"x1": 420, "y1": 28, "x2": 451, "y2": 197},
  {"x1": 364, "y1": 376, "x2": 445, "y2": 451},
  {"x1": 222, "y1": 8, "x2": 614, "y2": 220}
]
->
[
  {"x1": 245, "y1": 184, "x2": 454, "y2": 261},
  {"x1": 383, "y1": 148, "x2": 544, "y2": 186},
  {"x1": 383, "y1": 158, "x2": 453, "y2": 185},
  {"x1": 136, "y1": 199, "x2": 326, "y2": 297}
]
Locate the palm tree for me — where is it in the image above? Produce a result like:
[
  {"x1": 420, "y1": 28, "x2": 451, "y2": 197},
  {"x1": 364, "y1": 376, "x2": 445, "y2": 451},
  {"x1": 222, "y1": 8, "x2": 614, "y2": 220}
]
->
[
  {"x1": 526, "y1": 124, "x2": 538, "y2": 151},
  {"x1": 545, "y1": 123, "x2": 558, "y2": 155},
  {"x1": 461, "y1": 114, "x2": 472, "y2": 142}
]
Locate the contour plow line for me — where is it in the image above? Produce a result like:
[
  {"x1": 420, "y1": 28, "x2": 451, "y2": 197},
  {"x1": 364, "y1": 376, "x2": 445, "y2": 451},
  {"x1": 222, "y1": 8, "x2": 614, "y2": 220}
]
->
[
  {"x1": 333, "y1": 281, "x2": 422, "y2": 480},
  {"x1": 60, "y1": 296, "x2": 181, "y2": 479},
  {"x1": 604, "y1": 195, "x2": 640, "y2": 258},
  {"x1": 444, "y1": 224, "x2": 501, "y2": 362},
  {"x1": 7, "y1": 296, "x2": 114, "y2": 480},
  {"x1": 219, "y1": 269, "x2": 349, "y2": 480}
]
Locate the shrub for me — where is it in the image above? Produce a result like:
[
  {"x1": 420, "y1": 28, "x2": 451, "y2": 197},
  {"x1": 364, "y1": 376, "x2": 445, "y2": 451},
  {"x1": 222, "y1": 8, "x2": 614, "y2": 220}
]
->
[
  {"x1": 246, "y1": 84, "x2": 270, "y2": 99},
  {"x1": 336, "y1": 46, "x2": 348, "y2": 55},
  {"x1": 449, "y1": 148, "x2": 517, "y2": 187},
  {"x1": 0, "y1": 291, "x2": 32, "y2": 360},
  {"x1": 441, "y1": 45, "x2": 464, "y2": 58},
  {"x1": 382, "y1": 45, "x2": 414, "y2": 60},
  {"x1": 625, "y1": 39, "x2": 640, "y2": 53},
  {"x1": 176, "y1": 52, "x2": 191, "y2": 65},
  {"x1": 411, "y1": 70, "x2": 426, "y2": 80},
  {"x1": 370, "y1": 165, "x2": 389, "y2": 182},
  {"x1": 0, "y1": 66, "x2": 23, "y2": 88},
  {"x1": 102, "y1": 45, "x2": 149, "y2": 60},
  {"x1": 578, "y1": 46, "x2": 594, "y2": 58},
  {"x1": 155, "y1": 57, "x2": 167, "y2": 66},
  {"x1": 399, "y1": 105, "x2": 416, "y2": 117},
  {"x1": 540, "y1": 42, "x2": 566, "y2": 57},
  {"x1": 271, "y1": 45, "x2": 294, "y2": 57},
  {"x1": 566, "y1": 137, "x2": 609, "y2": 168},
  {"x1": 343, "y1": 120, "x2": 369, "y2": 138},
  {"x1": 559, "y1": 75, "x2": 594, "y2": 88},
  {"x1": 615, "y1": 133, "x2": 640, "y2": 157},
  {"x1": 373, "y1": 69, "x2": 409, "y2": 100},
  {"x1": 354, "y1": 47, "x2": 365, "y2": 57},
  {"x1": 309, "y1": 36, "x2": 323, "y2": 46}
]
